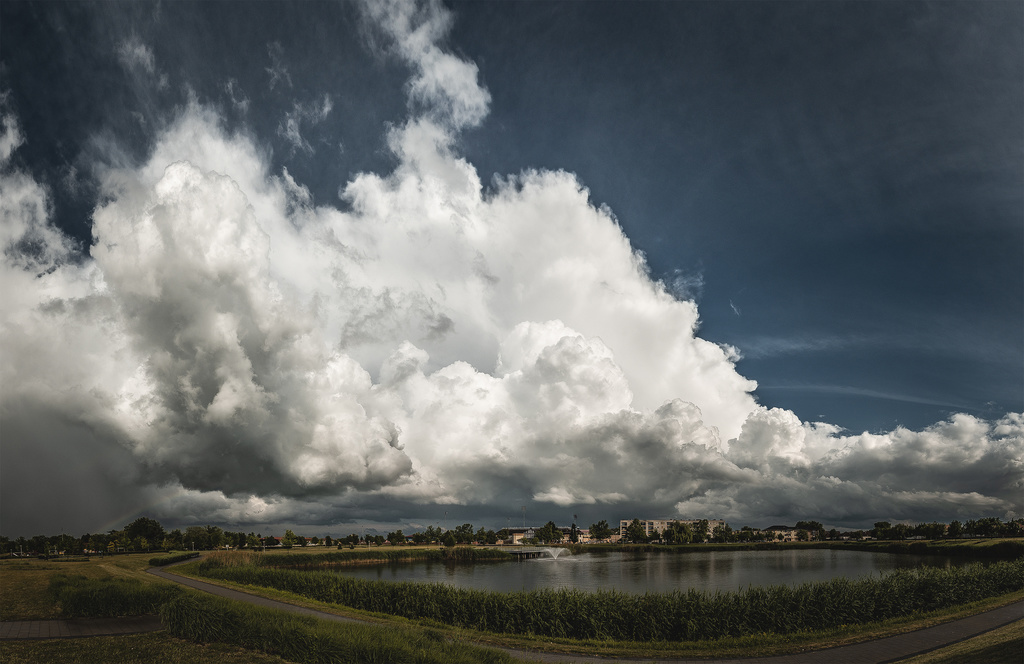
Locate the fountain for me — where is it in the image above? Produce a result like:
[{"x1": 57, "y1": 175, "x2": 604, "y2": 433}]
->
[{"x1": 545, "y1": 547, "x2": 568, "y2": 559}]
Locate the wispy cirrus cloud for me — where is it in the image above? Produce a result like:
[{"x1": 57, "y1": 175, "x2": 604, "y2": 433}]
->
[
  {"x1": 278, "y1": 94, "x2": 333, "y2": 155},
  {"x1": 736, "y1": 335, "x2": 863, "y2": 359},
  {"x1": 756, "y1": 383, "x2": 975, "y2": 412}
]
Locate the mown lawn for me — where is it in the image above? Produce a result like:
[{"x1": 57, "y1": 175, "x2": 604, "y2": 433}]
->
[{"x1": 0, "y1": 555, "x2": 177, "y2": 620}]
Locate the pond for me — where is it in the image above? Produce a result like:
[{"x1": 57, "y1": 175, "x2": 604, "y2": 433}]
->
[{"x1": 336, "y1": 549, "x2": 968, "y2": 594}]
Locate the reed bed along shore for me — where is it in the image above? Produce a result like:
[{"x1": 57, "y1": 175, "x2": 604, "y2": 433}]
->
[
  {"x1": 194, "y1": 554, "x2": 1024, "y2": 641},
  {"x1": 199, "y1": 546, "x2": 513, "y2": 570}
]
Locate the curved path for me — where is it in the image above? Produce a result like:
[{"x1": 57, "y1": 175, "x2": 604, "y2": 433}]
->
[
  {"x1": 146, "y1": 565, "x2": 1022, "y2": 664},
  {"x1": 3, "y1": 563, "x2": 1020, "y2": 663}
]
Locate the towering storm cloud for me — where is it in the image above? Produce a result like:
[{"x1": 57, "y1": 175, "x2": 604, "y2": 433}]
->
[{"x1": 1, "y1": 0, "x2": 1020, "y2": 534}]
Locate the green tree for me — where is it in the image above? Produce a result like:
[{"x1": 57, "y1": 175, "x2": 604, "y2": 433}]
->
[
  {"x1": 165, "y1": 529, "x2": 183, "y2": 550},
  {"x1": 442, "y1": 531, "x2": 457, "y2": 547},
  {"x1": 88, "y1": 534, "x2": 109, "y2": 553},
  {"x1": 711, "y1": 524, "x2": 733, "y2": 543},
  {"x1": 693, "y1": 520, "x2": 710, "y2": 543},
  {"x1": 282, "y1": 530, "x2": 297, "y2": 548},
  {"x1": 947, "y1": 520, "x2": 963, "y2": 539},
  {"x1": 387, "y1": 530, "x2": 405, "y2": 545},
  {"x1": 589, "y1": 520, "x2": 613, "y2": 541},
  {"x1": 664, "y1": 521, "x2": 692, "y2": 544},
  {"x1": 1003, "y1": 519, "x2": 1024, "y2": 538},
  {"x1": 206, "y1": 525, "x2": 225, "y2": 549},
  {"x1": 625, "y1": 519, "x2": 647, "y2": 543},
  {"x1": 890, "y1": 523, "x2": 911, "y2": 541},
  {"x1": 872, "y1": 521, "x2": 892, "y2": 540},
  {"x1": 125, "y1": 517, "x2": 165, "y2": 548},
  {"x1": 916, "y1": 522, "x2": 946, "y2": 540},
  {"x1": 795, "y1": 521, "x2": 825, "y2": 541},
  {"x1": 453, "y1": 523, "x2": 474, "y2": 544},
  {"x1": 976, "y1": 517, "x2": 1002, "y2": 538},
  {"x1": 536, "y1": 521, "x2": 562, "y2": 543}
]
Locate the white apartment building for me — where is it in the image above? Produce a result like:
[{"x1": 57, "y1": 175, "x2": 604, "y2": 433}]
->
[{"x1": 619, "y1": 518, "x2": 727, "y2": 539}]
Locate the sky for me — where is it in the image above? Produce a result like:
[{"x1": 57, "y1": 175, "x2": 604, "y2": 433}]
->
[{"x1": 1, "y1": 0, "x2": 1021, "y2": 538}]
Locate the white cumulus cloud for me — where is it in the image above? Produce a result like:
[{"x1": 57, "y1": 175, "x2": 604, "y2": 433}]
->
[{"x1": 1, "y1": 0, "x2": 1020, "y2": 534}]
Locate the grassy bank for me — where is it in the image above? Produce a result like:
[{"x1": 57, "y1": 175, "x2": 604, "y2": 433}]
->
[{"x1": 194, "y1": 554, "x2": 1024, "y2": 641}]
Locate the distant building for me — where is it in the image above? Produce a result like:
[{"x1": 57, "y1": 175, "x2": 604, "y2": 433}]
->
[
  {"x1": 505, "y1": 527, "x2": 537, "y2": 544},
  {"x1": 619, "y1": 518, "x2": 727, "y2": 539},
  {"x1": 763, "y1": 525, "x2": 800, "y2": 542}
]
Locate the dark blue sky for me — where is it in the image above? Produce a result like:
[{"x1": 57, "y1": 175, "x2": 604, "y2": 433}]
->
[
  {"x1": 4, "y1": 1, "x2": 1019, "y2": 436},
  {"x1": 1, "y1": 1, "x2": 1021, "y2": 535},
  {"x1": 451, "y1": 1, "x2": 1023, "y2": 433}
]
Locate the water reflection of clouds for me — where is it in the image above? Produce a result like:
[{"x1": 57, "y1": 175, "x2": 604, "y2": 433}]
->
[{"x1": 335, "y1": 550, "x2": 967, "y2": 594}]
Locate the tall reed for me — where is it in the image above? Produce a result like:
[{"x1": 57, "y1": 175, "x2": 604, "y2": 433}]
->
[
  {"x1": 195, "y1": 559, "x2": 1024, "y2": 641},
  {"x1": 161, "y1": 591, "x2": 516, "y2": 664},
  {"x1": 198, "y1": 547, "x2": 511, "y2": 572},
  {"x1": 49, "y1": 574, "x2": 182, "y2": 617}
]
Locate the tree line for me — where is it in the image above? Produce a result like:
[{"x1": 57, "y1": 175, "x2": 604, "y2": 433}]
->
[
  {"x1": 2, "y1": 515, "x2": 1021, "y2": 556},
  {"x1": 615, "y1": 517, "x2": 1024, "y2": 545}
]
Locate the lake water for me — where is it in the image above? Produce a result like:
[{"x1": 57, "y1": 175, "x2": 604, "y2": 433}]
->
[{"x1": 336, "y1": 549, "x2": 966, "y2": 594}]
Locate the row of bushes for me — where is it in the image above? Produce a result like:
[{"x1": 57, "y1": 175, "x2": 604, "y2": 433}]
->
[
  {"x1": 148, "y1": 551, "x2": 201, "y2": 566},
  {"x1": 160, "y1": 591, "x2": 516, "y2": 664},
  {"x1": 49, "y1": 574, "x2": 183, "y2": 618},
  {"x1": 195, "y1": 559, "x2": 1024, "y2": 641}
]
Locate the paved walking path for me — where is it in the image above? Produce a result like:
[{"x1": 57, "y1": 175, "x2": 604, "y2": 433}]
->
[{"x1": 2, "y1": 561, "x2": 1020, "y2": 664}]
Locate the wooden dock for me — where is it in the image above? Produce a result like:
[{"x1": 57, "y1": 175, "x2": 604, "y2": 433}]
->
[{"x1": 505, "y1": 547, "x2": 565, "y2": 560}]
